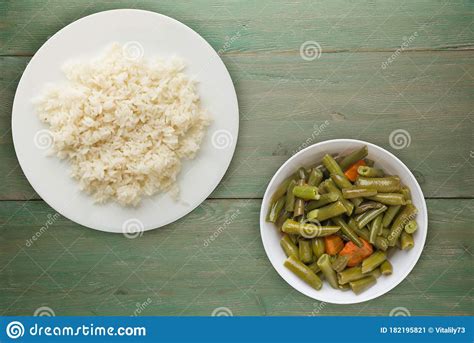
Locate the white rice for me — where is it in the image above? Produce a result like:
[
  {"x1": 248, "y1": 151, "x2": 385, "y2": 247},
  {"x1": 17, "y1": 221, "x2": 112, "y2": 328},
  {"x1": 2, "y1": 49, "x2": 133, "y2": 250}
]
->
[{"x1": 34, "y1": 43, "x2": 210, "y2": 206}]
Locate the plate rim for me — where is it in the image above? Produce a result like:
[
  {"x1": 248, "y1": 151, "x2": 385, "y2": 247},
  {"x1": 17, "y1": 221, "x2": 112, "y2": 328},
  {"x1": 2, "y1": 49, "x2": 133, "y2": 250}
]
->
[{"x1": 11, "y1": 8, "x2": 239, "y2": 233}]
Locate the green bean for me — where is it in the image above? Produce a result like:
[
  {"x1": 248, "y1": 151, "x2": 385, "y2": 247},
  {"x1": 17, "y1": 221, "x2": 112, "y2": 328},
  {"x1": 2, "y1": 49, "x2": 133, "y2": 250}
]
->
[
  {"x1": 267, "y1": 196, "x2": 286, "y2": 223},
  {"x1": 348, "y1": 217, "x2": 362, "y2": 233},
  {"x1": 355, "y1": 205, "x2": 387, "y2": 228},
  {"x1": 330, "y1": 173, "x2": 352, "y2": 189},
  {"x1": 400, "y1": 186, "x2": 411, "y2": 201},
  {"x1": 282, "y1": 219, "x2": 340, "y2": 237},
  {"x1": 380, "y1": 260, "x2": 393, "y2": 275},
  {"x1": 307, "y1": 201, "x2": 347, "y2": 221},
  {"x1": 369, "y1": 215, "x2": 383, "y2": 244},
  {"x1": 364, "y1": 158, "x2": 375, "y2": 167},
  {"x1": 284, "y1": 255, "x2": 322, "y2": 290},
  {"x1": 357, "y1": 166, "x2": 384, "y2": 177},
  {"x1": 339, "y1": 146, "x2": 368, "y2": 171},
  {"x1": 354, "y1": 201, "x2": 385, "y2": 214},
  {"x1": 355, "y1": 176, "x2": 401, "y2": 193},
  {"x1": 338, "y1": 266, "x2": 365, "y2": 285},
  {"x1": 350, "y1": 275, "x2": 376, "y2": 294},
  {"x1": 400, "y1": 231, "x2": 414, "y2": 250},
  {"x1": 337, "y1": 231, "x2": 351, "y2": 242},
  {"x1": 404, "y1": 220, "x2": 418, "y2": 234},
  {"x1": 307, "y1": 261, "x2": 321, "y2": 274},
  {"x1": 293, "y1": 180, "x2": 305, "y2": 217},
  {"x1": 292, "y1": 185, "x2": 320, "y2": 200},
  {"x1": 366, "y1": 193, "x2": 406, "y2": 206},
  {"x1": 270, "y1": 174, "x2": 295, "y2": 204},
  {"x1": 311, "y1": 238, "x2": 325, "y2": 259},
  {"x1": 306, "y1": 193, "x2": 339, "y2": 211},
  {"x1": 297, "y1": 167, "x2": 307, "y2": 181},
  {"x1": 313, "y1": 163, "x2": 328, "y2": 177},
  {"x1": 322, "y1": 179, "x2": 354, "y2": 215},
  {"x1": 281, "y1": 219, "x2": 302, "y2": 235},
  {"x1": 381, "y1": 228, "x2": 390, "y2": 238},
  {"x1": 317, "y1": 254, "x2": 338, "y2": 289},
  {"x1": 285, "y1": 180, "x2": 297, "y2": 212},
  {"x1": 351, "y1": 220, "x2": 388, "y2": 250},
  {"x1": 322, "y1": 154, "x2": 345, "y2": 178},
  {"x1": 332, "y1": 216, "x2": 363, "y2": 247},
  {"x1": 331, "y1": 255, "x2": 349, "y2": 272},
  {"x1": 300, "y1": 224, "x2": 341, "y2": 237},
  {"x1": 289, "y1": 234, "x2": 298, "y2": 245},
  {"x1": 382, "y1": 205, "x2": 401, "y2": 228},
  {"x1": 280, "y1": 234, "x2": 299, "y2": 258},
  {"x1": 387, "y1": 204, "x2": 418, "y2": 246},
  {"x1": 342, "y1": 187, "x2": 378, "y2": 199},
  {"x1": 298, "y1": 238, "x2": 313, "y2": 263},
  {"x1": 317, "y1": 183, "x2": 327, "y2": 195},
  {"x1": 361, "y1": 251, "x2": 387, "y2": 273},
  {"x1": 371, "y1": 267, "x2": 382, "y2": 279},
  {"x1": 308, "y1": 168, "x2": 324, "y2": 187}
]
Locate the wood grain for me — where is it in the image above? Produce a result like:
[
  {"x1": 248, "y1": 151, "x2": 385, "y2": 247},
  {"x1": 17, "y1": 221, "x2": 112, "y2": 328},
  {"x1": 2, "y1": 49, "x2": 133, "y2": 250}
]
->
[
  {"x1": 0, "y1": 51, "x2": 472, "y2": 199},
  {"x1": 1, "y1": 0, "x2": 473, "y2": 56},
  {"x1": 0, "y1": 199, "x2": 472, "y2": 316}
]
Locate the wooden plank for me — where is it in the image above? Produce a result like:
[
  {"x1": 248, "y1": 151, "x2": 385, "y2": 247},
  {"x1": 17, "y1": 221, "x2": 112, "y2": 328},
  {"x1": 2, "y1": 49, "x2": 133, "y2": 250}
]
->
[
  {"x1": 0, "y1": 198, "x2": 472, "y2": 315},
  {"x1": 0, "y1": 0, "x2": 473, "y2": 56},
  {"x1": 0, "y1": 51, "x2": 472, "y2": 199}
]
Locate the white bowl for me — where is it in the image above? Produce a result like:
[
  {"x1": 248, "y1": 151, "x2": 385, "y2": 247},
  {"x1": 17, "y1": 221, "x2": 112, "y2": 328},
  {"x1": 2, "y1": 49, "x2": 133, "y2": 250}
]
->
[{"x1": 260, "y1": 139, "x2": 427, "y2": 304}]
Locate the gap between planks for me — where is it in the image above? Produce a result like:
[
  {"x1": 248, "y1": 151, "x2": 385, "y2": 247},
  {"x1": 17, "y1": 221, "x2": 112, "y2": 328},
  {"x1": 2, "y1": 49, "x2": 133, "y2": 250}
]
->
[{"x1": 1, "y1": 45, "x2": 474, "y2": 58}]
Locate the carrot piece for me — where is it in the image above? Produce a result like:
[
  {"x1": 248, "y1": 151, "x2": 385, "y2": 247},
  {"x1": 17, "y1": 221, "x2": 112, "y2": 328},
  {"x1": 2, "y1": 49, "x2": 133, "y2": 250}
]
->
[
  {"x1": 344, "y1": 160, "x2": 366, "y2": 182},
  {"x1": 324, "y1": 235, "x2": 344, "y2": 255},
  {"x1": 339, "y1": 238, "x2": 373, "y2": 267}
]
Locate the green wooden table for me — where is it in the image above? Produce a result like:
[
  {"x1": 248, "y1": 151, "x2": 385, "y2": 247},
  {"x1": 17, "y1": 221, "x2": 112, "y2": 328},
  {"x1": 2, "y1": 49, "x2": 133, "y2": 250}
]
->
[{"x1": 1, "y1": 1, "x2": 473, "y2": 316}]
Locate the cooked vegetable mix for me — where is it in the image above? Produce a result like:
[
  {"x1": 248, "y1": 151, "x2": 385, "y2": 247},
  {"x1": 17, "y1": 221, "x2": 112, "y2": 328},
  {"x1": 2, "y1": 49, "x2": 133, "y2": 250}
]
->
[{"x1": 266, "y1": 145, "x2": 419, "y2": 294}]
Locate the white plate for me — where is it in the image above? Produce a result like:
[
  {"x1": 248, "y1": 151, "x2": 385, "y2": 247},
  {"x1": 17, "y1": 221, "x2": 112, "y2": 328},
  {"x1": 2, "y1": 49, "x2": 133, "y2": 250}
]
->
[
  {"x1": 260, "y1": 139, "x2": 427, "y2": 304},
  {"x1": 12, "y1": 9, "x2": 239, "y2": 234}
]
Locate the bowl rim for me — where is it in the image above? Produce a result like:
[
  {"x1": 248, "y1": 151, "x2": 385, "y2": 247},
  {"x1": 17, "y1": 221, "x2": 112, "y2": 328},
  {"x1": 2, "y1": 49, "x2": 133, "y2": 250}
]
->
[{"x1": 259, "y1": 138, "x2": 428, "y2": 304}]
